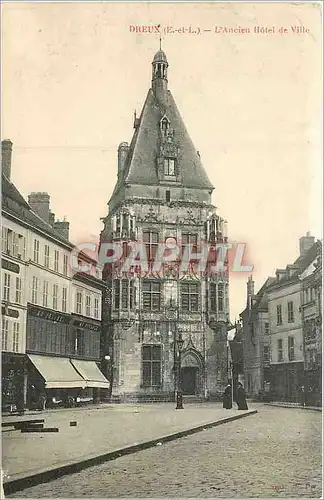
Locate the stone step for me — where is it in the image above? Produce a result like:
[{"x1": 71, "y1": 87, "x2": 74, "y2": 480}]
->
[{"x1": 21, "y1": 427, "x2": 59, "y2": 433}]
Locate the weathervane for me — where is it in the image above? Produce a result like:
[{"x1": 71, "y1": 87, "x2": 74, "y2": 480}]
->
[{"x1": 158, "y1": 24, "x2": 162, "y2": 50}]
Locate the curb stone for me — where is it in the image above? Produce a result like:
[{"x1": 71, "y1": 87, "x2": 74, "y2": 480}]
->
[
  {"x1": 3, "y1": 409, "x2": 257, "y2": 495},
  {"x1": 264, "y1": 403, "x2": 321, "y2": 412}
]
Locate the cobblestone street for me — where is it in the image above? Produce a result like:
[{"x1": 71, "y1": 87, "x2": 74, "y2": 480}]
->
[{"x1": 8, "y1": 405, "x2": 322, "y2": 498}]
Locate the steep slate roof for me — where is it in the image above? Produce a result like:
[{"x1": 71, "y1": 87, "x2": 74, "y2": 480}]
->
[
  {"x1": 123, "y1": 89, "x2": 214, "y2": 190},
  {"x1": 2, "y1": 173, "x2": 72, "y2": 247},
  {"x1": 253, "y1": 277, "x2": 276, "y2": 310},
  {"x1": 266, "y1": 240, "x2": 322, "y2": 291},
  {"x1": 2, "y1": 173, "x2": 99, "y2": 266}
]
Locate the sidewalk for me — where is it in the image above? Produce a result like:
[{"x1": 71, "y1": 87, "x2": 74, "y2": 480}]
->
[
  {"x1": 2, "y1": 403, "x2": 257, "y2": 493},
  {"x1": 264, "y1": 402, "x2": 322, "y2": 412}
]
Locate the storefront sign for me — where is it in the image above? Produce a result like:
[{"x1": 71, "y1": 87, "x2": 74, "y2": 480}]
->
[
  {"x1": 28, "y1": 306, "x2": 71, "y2": 324},
  {"x1": 73, "y1": 319, "x2": 101, "y2": 332},
  {"x1": 2, "y1": 306, "x2": 19, "y2": 318},
  {"x1": 2, "y1": 259, "x2": 20, "y2": 274}
]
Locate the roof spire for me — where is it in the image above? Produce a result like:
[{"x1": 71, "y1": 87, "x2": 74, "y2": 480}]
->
[{"x1": 152, "y1": 42, "x2": 168, "y2": 100}]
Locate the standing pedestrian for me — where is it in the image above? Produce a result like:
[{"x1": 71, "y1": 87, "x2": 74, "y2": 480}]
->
[
  {"x1": 236, "y1": 382, "x2": 248, "y2": 410},
  {"x1": 299, "y1": 386, "x2": 306, "y2": 406},
  {"x1": 39, "y1": 393, "x2": 46, "y2": 411},
  {"x1": 223, "y1": 384, "x2": 232, "y2": 409}
]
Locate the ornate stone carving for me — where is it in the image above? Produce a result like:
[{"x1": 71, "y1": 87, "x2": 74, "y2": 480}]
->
[
  {"x1": 160, "y1": 129, "x2": 178, "y2": 158},
  {"x1": 143, "y1": 207, "x2": 160, "y2": 223}
]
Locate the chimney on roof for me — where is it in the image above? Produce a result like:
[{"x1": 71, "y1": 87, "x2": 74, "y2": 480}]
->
[
  {"x1": 247, "y1": 275, "x2": 254, "y2": 309},
  {"x1": 49, "y1": 211, "x2": 55, "y2": 227},
  {"x1": 117, "y1": 142, "x2": 129, "y2": 179},
  {"x1": 53, "y1": 218, "x2": 70, "y2": 240},
  {"x1": 28, "y1": 192, "x2": 50, "y2": 224},
  {"x1": 299, "y1": 232, "x2": 315, "y2": 257},
  {"x1": 1, "y1": 139, "x2": 13, "y2": 180}
]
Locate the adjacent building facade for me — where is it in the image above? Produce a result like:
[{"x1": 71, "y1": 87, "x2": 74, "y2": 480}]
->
[
  {"x1": 300, "y1": 238, "x2": 322, "y2": 406},
  {"x1": 100, "y1": 50, "x2": 230, "y2": 402},
  {"x1": 241, "y1": 233, "x2": 322, "y2": 404},
  {"x1": 240, "y1": 276, "x2": 275, "y2": 398},
  {"x1": 1, "y1": 140, "x2": 109, "y2": 411}
]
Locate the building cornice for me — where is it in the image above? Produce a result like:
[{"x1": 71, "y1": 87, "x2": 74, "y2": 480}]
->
[{"x1": 73, "y1": 272, "x2": 106, "y2": 290}]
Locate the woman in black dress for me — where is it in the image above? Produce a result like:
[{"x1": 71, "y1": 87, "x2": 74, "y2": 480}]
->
[
  {"x1": 236, "y1": 382, "x2": 248, "y2": 410},
  {"x1": 223, "y1": 384, "x2": 232, "y2": 409}
]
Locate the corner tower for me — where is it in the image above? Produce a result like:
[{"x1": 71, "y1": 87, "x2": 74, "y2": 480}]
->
[{"x1": 100, "y1": 49, "x2": 230, "y2": 402}]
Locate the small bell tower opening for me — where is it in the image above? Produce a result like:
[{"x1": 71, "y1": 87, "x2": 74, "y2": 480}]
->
[{"x1": 152, "y1": 49, "x2": 168, "y2": 100}]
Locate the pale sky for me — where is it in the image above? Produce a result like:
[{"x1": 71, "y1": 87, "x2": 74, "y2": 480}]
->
[{"x1": 2, "y1": 2, "x2": 322, "y2": 321}]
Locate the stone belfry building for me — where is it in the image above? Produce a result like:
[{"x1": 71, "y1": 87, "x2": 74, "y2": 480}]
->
[{"x1": 100, "y1": 49, "x2": 230, "y2": 401}]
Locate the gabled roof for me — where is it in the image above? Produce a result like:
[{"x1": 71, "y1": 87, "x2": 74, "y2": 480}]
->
[
  {"x1": 2, "y1": 173, "x2": 99, "y2": 266},
  {"x1": 2, "y1": 173, "x2": 72, "y2": 248},
  {"x1": 253, "y1": 277, "x2": 276, "y2": 310},
  {"x1": 267, "y1": 240, "x2": 322, "y2": 291},
  {"x1": 112, "y1": 88, "x2": 214, "y2": 196}
]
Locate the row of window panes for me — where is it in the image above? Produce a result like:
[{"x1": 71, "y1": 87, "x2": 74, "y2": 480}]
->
[
  {"x1": 276, "y1": 302, "x2": 294, "y2": 325},
  {"x1": 142, "y1": 345, "x2": 162, "y2": 387},
  {"x1": 277, "y1": 337, "x2": 295, "y2": 362},
  {"x1": 33, "y1": 239, "x2": 69, "y2": 275},
  {"x1": 1, "y1": 318, "x2": 20, "y2": 352},
  {"x1": 112, "y1": 280, "x2": 227, "y2": 312},
  {"x1": 29, "y1": 279, "x2": 100, "y2": 318},
  {"x1": 2, "y1": 273, "x2": 22, "y2": 303},
  {"x1": 303, "y1": 287, "x2": 316, "y2": 304},
  {"x1": 2, "y1": 228, "x2": 26, "y2": 259},
  {"x1": 209, "y1": 283, "x2": 226, "y2": 312},
  {"x1": 75, "y1": 290, "x2": 100, "y2": 319},
  {"x1": 32, "y1": 277, "x2": 68, "y2": 312}
]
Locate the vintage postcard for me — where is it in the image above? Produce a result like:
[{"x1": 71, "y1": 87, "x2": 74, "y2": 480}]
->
[{"x1": 1, "y1": 1, "x2": 322, "y2": 498}]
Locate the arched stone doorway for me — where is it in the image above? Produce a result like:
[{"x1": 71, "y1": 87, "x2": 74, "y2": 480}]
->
[{"x1": 180, "y1": 350, "x2": 203, "y2": 395}]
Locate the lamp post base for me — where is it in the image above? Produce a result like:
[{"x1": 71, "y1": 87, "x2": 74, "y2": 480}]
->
[{"x1": 175, "y1": 391, "x2": 184, "y2": 410}]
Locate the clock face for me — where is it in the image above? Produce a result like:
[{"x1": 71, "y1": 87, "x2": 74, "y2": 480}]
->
[{"x1": 165, "y1": 237, "x2": 177, "y2": 249}]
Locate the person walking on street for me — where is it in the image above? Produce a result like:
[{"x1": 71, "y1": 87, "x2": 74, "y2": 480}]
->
[
  {"x1": 223, "y1": 384, "x2": 232, "y2": 409},
  {"x1": 299, "y1": 385, "x2": 306, "y2": 406},
  {"x1": 236, "y1": 382, "x2": 248, "y2": 410},
  {"x1": 39, "y1": 393, "x2": 46, "y2": 411}
]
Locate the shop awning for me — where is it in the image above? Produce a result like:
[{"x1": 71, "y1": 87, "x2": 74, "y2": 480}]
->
[
  {"x1": 28, "y1": 354, "x2": 86, "y2": 389},
  {"x1": 71, "y1": 359, "x2": 110, "y2": 389}
]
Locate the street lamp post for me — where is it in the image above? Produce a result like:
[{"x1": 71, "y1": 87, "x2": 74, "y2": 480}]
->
[{"x1": 175, "y1": 332, "x2": 184, "y2": 410}]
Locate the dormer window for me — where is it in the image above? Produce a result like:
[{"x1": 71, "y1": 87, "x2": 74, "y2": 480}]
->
[
  {"x1": 164, "y1": 158, "x2": 175, "y2": 176},
  {"x1": 160, "y1": 117, "x2": 169, "y2": 135}
]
